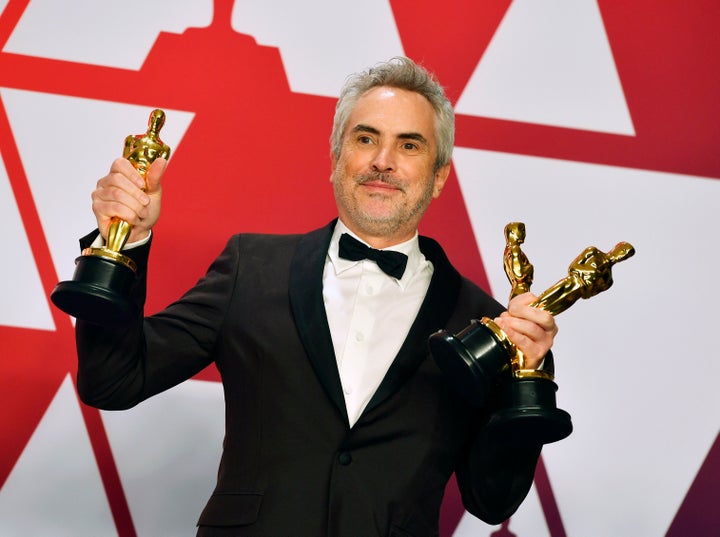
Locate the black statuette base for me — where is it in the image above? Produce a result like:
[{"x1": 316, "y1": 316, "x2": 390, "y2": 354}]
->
[
  {"x1": 486, "y1": 377, "x2": 573, "y2": 445},
  {"x1": 51, "y1": 254, "x2": 136, "y2": 325},
  {"x1": 429, "y1": 319, "x2": 573, "y2": 446},
  {"x1": 428, "y1": 320, "x2": 511, "y2": 407}
]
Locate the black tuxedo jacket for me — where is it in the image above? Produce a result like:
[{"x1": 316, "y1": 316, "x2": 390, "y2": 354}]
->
[{"x1": 76, "y1": 221, "x2": 541, "y2": 537}]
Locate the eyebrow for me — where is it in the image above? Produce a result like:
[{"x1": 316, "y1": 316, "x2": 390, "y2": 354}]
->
[
  {"x1": 352, "y1": 124, "x2": 380, "y2": 136},
  {"x1": 352, "y1": 124, "x2": 428, "y2": 146}
]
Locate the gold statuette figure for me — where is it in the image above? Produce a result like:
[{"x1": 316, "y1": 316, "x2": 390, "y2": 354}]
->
[
  {"x1": 429, "y1": 222, "x2": 635, "y2": 445},
  {"x1": 51, "y1": 109, "x2": 171, "y2": 324},
  {"x1": 530, "y1": 242, "x2": 635, "y2": 316},
  {"x1": 492, "y1": 226, "x2": 635, "y2": 376},
  {"x1": 101, "y1": 109, "x2": 171, "y2": 256},
  {"x1": 504, "y1": 222, "x2": 534, "y2": 301}
]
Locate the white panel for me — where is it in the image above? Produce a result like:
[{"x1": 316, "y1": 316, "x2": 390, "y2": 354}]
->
[
  {"x1": 0, "y1": 88, "x2": 194, "y2": 290},
  {"x1": 0, "y1": 375, "x2": 116, "y2": 537},
  {"x1": 0, "y1": 150, "x2": 54, "y2": 329},
  {"x1": 456, "y1": 0, "x2": 634, "y2": 135},
  {"x1": 232, "y1": 0, "x2": 404, "y2": 97},
  {"x1": 453, "y1": 482, "x2": 551, "y2": 536},
  {"x1": 453, "y1": 147, "x2": 720, "y2": 536},
  {"x1": 3, "y1": 0, "x2": 212, "y2": 69},
  {"x1": 101, "y1": 380, "x2": 225, "y2": 536}
]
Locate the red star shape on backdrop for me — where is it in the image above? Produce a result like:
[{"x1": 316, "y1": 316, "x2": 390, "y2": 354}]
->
[{"x1": 1, "y1": 0, "x2": 719, "y2": 535}]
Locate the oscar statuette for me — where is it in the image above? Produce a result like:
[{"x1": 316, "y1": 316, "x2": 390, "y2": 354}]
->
[
  {"x1": 429, "y1": 223, "x2": 634, "y2": 444},
  {"x1": 51, "y1": 109, "x2": 171, "y2": 324}
]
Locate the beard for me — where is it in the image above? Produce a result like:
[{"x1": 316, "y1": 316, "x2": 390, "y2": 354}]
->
[{"x1": 332, "y1": 168, "x2": 436, "y2": 238}]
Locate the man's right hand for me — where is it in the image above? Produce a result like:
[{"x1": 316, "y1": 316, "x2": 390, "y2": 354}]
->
[{"x1": 91, "y1": 157, "x2": 167, "y2": 243}]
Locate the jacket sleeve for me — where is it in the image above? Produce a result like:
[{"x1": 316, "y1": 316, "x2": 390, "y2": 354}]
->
[
  {"x1": 455, "y1": 423, "x2": 542, "y2": 524},
  {"x1": 446, "y1": 276, "x2": 544, "y2": 524},
  {"x1": 75, "y1": 233, "x2": 241, "y2": 410}
]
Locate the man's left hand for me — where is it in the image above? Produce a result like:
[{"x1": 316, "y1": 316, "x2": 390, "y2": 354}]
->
[{"x1": 492, "y1": 293, "x2": 558, "y2": 369}]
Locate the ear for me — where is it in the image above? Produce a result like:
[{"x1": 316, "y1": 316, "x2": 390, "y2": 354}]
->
[
  {"x1": 329, "y1": 151, "x2": 337, "y2": 182},
  {"x1": 431, "y1": 163, "x2": 451, "y2": 198}
]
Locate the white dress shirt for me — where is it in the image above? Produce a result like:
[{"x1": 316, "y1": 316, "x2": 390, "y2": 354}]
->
[
  {"x1": 115, "y1": 222, "x2": 435, "y2": 427},
  {"x1": 323, "y1": 221, "x2": 433, "y2": 427}
]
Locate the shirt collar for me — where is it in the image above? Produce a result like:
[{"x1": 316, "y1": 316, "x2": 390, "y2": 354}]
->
[{"x1": 328, "y1": 219, "x2": 427, "y2": 286}]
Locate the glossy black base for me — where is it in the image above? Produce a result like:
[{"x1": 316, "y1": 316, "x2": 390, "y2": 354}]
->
[
  {"x1": 428, "y1": 320, "x2": 511, "y2": 407},
  {"x1": 486, "y1": 377, "x2": 573, "y2": 445},
  {"x1": 51, "y1": 254, "x2": 136, "y2": 325},
  {"x1": 429, "y1": 319, "x2": 572, "y2": 445}
]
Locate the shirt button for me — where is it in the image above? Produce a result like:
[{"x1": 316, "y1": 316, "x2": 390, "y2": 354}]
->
[
  {"x1": 355, "y1": 331, "x2": 364, "y2": 342},
  {"x1": 365, "y1": 284, "x2": 374, "y2": 295},
  {"x1": 344, "y1": 386, "x2": 352, "y2": 395},
  {"x1": 338, "y1": 451, "x2": 353, "y2": 465}
]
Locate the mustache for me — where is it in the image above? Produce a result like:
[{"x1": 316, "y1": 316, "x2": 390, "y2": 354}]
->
[{"x1": 356, "y1": 172, "x2": 404, "y2": 190}]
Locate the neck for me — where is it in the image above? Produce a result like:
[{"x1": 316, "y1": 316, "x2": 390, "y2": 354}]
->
[{"x1": 339, "y1": 219, "x2": 416, "y2": 249}]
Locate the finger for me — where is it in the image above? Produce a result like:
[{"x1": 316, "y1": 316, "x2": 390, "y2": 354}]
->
[
  {"x1": 92, "y1": 176, "x2": 151, "y2": 225},
  {"x1": 99, "y1": 164, "x2": 151, "y2": 206},
  {"x1": 496, "y1": 314, "x2": 547, "y2": 344},
  {"x1": 109, "y1": 157, "x2": 146, "y2": 190},
  {"x1": 494, "y1": 314, "x2": 556, "y2": 363},
  {"x1": 145, "y1": 157, "x2": 167, "y2": 195},
  {"x1": 94, "y1": 176, "x2": 150, "y2": 213},
  {"x1": 507, "y1": 297, "x2": 557, "y2": 334},
  {"x1": 507, "y1": 291, "x2": 536, "y2": 308},
  {"x1": 92, "y1": 196, "x2": 150, "y2": 228}
]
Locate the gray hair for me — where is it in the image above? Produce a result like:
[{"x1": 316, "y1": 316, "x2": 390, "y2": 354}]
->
[{"x1": 330, "y1": 57, "x2": 454, "y2": 172}]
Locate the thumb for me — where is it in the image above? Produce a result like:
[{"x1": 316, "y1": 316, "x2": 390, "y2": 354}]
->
[
  {"x1": 145, "y1": 157, "x2": 168, "y2": 194},
  {"x1": 507, "y1": 291, "x2": 536, "y2": 312}
]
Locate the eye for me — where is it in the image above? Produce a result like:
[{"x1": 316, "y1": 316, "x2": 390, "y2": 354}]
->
[{"x1": 400, "y1": 140, "x2": 423, "y2": 153}]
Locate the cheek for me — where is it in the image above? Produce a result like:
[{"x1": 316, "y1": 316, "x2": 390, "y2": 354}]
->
[{"x1": 341, "y1": 145, "x2": 375, "y2": 169}]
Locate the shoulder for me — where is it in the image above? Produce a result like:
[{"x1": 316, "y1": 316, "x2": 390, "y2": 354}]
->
[
  {"x1": 419, "y1": 234, "x2": 505, "y2": 325},
  {"x1": 226, "y1": 231, "x2": 304, "y2": 249},
  {"x1": 224, "y1": 220, "x2": 334, "y2": 254},
  {"x1": 214, "y1": 221, "x2": 335, "y2": 269}
]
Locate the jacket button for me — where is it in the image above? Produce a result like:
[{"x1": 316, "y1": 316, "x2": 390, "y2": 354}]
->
[{"x1": 338, "y1": 451, "x2": 352, "y2": 465}]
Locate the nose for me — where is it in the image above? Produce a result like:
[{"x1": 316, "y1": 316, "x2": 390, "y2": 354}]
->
[{"x1": 370, "y1": 145, "x2": 396, "y2": 173}]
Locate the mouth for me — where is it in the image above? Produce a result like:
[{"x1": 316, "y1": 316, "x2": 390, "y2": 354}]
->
[
  {"x1": 362, "y1": 181, "x2": 399, "y2": 192},
  {"x1": 357, "y1": 174, "x2": 403, "y2": 193}
]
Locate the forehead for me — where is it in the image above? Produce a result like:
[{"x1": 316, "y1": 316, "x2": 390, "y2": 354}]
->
[{"x1": 346, "y1": 86, "x2": 437, "y2": 139}]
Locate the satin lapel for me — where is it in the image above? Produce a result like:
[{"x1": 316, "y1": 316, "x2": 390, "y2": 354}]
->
[
  {"x1": 365, "y1": 236, "x2": 462, "y2": 415},
  {"x1": 289, "y1": 220, "x2": 349, "y2": 425}
]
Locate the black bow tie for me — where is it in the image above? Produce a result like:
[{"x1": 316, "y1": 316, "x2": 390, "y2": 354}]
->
[{"x1": 338, "y1": 233, "x2": 408, "y2": 279}]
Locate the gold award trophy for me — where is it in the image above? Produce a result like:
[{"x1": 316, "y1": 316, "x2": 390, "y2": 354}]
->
[
  {"x1": 51, "y1": 109, "x2": 170, "y2": 324},
  {"x1": 429, "y1": 223, "x2": 634, "y2": 444}
]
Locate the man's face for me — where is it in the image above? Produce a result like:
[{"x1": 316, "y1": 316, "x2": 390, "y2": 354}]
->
[{"x1": 331, "y1": 86, "x2": 450, "y2": 247}]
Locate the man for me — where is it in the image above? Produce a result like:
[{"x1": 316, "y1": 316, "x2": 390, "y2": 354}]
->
[{"x1": 77, "y1": 57, "x2": 558, "y2": 536}]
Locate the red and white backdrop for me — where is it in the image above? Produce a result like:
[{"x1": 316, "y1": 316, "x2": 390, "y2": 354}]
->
[{"x1": 1, "y1": 0, "x2": 718, "y2": 535}]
